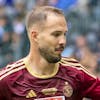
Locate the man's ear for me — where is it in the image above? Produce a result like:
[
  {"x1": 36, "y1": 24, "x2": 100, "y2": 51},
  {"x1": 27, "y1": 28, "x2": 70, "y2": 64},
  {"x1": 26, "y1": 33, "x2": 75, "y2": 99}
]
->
[{"x1": 31, "y1": 31, "x2": 38, "y2": 42}]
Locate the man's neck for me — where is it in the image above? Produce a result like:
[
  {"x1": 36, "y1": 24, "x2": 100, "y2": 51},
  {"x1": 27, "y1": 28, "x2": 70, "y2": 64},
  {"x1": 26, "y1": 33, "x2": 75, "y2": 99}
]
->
[{"x1": 25, "y1": 54, "x2": 59, "y2": 76}]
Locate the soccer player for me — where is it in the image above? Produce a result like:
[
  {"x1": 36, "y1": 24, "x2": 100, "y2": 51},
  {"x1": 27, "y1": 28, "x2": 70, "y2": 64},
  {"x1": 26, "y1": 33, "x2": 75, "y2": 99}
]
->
[{"x1": 0, "y1": 6, "x2": 100, "y2": 100}]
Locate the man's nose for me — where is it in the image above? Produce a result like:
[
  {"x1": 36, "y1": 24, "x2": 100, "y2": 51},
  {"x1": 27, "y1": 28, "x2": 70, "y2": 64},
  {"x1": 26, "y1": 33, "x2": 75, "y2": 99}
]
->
[{"x1": 59, "y1": 36, "x2": 66, "y2": 45}]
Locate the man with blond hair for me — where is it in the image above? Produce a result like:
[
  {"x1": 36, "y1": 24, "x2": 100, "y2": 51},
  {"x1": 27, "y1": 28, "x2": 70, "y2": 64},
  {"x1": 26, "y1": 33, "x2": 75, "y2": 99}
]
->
[{"x1": 0, "y1": 6, "x2": 100, "y2": 100}]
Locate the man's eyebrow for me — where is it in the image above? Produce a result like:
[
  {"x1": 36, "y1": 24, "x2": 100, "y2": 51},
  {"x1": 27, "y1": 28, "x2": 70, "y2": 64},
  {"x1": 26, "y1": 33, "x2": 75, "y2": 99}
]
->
[
  {"x1": 51, "y1": 31, "x2": 62, "y2": 34},
  {"x1": 52, "y1": 30, "x2": 68, "y2": 33}
]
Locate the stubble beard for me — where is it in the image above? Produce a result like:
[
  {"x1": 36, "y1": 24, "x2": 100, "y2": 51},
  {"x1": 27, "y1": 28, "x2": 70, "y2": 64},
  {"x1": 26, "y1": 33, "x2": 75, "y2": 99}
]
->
[{"x1": 39, "y1": 47, "x2": 61, "y2": 63}]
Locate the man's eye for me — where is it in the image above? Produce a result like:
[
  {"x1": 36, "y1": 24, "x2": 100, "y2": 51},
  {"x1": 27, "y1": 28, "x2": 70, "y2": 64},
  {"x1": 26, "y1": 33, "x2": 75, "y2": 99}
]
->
[
  {"x1": 51, "y1": 32, "x2": 61, "y2": 37},
  {"x1": 53, "y1": 33, "x2": 61, "y2": 37}
]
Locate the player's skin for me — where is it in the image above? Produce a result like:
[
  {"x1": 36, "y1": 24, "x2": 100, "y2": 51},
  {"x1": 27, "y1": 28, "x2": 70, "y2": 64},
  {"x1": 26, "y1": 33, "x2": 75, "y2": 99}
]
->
[{"x1": 25, "y1": 12, "x2": 68, "y2": 76}]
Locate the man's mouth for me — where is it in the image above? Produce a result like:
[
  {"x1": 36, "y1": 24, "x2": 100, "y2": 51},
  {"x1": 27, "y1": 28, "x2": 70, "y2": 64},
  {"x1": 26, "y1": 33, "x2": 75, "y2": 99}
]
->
[{"x1": 55, "y1": 48, "x2": 64, "y2": 52}]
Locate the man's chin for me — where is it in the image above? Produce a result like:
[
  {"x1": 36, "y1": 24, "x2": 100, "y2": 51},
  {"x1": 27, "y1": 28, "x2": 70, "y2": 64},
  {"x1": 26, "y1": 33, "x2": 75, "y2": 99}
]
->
[{"x1": 47, "y1": 56, "x2": 61, "y2": 63}]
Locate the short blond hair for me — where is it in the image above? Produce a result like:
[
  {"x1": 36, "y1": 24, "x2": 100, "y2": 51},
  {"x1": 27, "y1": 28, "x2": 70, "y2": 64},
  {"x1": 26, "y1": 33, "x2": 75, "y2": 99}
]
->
[{"x1": 25, "y1": 6, "x2": 64, "y2": 32}]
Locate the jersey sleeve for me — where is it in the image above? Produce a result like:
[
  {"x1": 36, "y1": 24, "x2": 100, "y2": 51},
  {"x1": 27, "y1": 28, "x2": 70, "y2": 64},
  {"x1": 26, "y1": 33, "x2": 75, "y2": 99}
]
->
[
  {"x1": 80, "y1": 69, "x2": 100, "y2": 99},
  {"x1": 61, "y1": 57, "x2": 100, "y2": 99}
]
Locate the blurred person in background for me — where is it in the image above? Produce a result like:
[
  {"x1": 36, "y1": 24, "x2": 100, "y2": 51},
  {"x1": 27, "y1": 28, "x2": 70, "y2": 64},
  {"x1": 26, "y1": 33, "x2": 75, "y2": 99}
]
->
[
  {"x1": 0, "y1": 14, "x2": 13, "y2": 67},
  {"x1": 72, "y1": 35, "x2": 98, "y2": 75},
  {"x1": 12, "y1": 14, "x2": 25, "y2": 61},
  {"x1": 96, "y1": 41, "x2": 100, "y2": 77}
]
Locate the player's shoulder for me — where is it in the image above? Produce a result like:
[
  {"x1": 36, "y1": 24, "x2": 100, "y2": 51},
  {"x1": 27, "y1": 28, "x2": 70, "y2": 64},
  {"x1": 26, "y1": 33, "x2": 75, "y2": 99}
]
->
[
  {"x1": 60, "y1": 57, "x2": 96, "y2": 78},
  {"x1": 0, "y1": 59, "x2": 25, "y2": 80},
  {"x1": 60, "y1": 57, "x2": 81, "y2": 68},
  {"x1": 59, "y1": 57, "x2": 82, "y2": 73}
]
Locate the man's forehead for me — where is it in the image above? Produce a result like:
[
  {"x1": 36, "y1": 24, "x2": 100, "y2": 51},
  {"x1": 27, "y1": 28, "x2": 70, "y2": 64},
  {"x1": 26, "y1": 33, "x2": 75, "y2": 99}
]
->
[{"x1": 45, "y1": 13, "x2": 67, "y2": 30}]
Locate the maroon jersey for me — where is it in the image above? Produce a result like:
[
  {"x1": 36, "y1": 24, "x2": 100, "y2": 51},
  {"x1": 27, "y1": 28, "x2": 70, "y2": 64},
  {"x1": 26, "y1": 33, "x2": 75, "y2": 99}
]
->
[{"x1": 0, "y1": 57, "x2": 100, "y2": 100}]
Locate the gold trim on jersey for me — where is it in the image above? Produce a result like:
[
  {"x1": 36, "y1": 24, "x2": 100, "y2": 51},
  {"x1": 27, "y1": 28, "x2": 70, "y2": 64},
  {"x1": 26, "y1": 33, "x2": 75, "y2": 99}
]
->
[
  {"x1": 61, "y1": 57, "x2": 79, "y2": 62},
  {"x1": 24, "y1": 58, "x2": 59, "y2": 79},
  {"x1": 0, "y1": 59, "x2": 25, "y2": 80},
  {"x1": 0, "y1": 60, "x2": 24, "y2": 76},
  {"x1": 60, "y1": 57, "x2": 96, "y2": 79},
  {"x1": 41, "y1": 87, "x2": 57, "y2": 95}
]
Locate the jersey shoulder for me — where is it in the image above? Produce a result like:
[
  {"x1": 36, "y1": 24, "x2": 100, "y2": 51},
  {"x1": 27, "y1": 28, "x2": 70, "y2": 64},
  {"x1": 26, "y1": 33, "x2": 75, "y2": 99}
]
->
[
  {"x1": 0, "y1": 59, "x2": 25, "y2": 80},
  {"x1": 60, "y1": 57, "x2": 81, "y2": 68},
  {"x1": 60, "y1": 57, "x2": 96, "y2": 78}
]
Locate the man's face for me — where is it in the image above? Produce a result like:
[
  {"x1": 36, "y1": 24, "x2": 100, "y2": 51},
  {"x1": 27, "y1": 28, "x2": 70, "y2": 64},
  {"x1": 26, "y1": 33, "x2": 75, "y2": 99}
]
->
[{"x1": 37, "y1": 14, "x2": 68, "y2": 63}]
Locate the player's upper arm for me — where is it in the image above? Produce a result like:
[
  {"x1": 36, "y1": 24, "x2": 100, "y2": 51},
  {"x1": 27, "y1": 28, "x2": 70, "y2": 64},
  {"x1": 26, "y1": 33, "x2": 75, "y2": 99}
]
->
[
  {"x1": 60, "y1": 57, "x2": 100, "y2": 99},
  {"x1": 81, "y1": 69, "x2": 100, "y2": 99}
]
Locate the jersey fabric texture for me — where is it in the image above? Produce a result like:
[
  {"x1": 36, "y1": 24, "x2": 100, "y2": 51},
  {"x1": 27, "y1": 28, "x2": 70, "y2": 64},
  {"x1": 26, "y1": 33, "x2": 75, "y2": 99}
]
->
[{"x1": 0, "y1": 57, "x2": 100, "y2": 100}]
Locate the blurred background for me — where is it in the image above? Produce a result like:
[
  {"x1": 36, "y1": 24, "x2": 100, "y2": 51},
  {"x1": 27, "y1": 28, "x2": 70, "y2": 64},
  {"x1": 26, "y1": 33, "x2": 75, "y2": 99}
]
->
[{"x1": 0, "y1": 0, "x2": 100, "y2": 78}]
